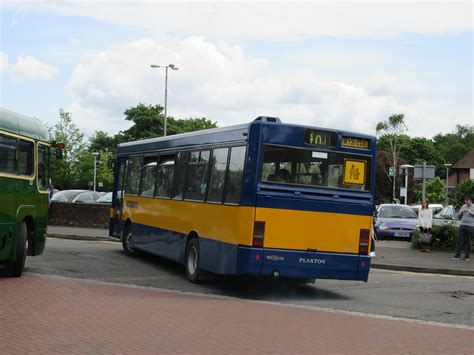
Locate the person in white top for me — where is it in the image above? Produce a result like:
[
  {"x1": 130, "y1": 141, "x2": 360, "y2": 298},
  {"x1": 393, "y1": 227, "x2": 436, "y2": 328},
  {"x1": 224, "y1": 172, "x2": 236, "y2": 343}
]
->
[{"x1": 418, "y1": 198, "x2": 433, "y2": 252}]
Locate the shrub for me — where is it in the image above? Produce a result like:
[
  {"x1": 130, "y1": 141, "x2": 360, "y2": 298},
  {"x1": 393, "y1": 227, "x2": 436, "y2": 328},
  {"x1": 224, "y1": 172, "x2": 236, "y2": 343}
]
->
[
  {"x1": 431, "y1": 224, "x2": 459, "y2": 251},
  {"x1": 411, "y1": 228, "x2": 421, "y2": 249}
]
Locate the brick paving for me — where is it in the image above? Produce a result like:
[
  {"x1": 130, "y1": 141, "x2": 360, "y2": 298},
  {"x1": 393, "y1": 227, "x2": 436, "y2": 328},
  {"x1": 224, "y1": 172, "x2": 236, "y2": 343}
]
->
[{"x1": 0, "y1": 274, "x2": 472, "y2": 354}]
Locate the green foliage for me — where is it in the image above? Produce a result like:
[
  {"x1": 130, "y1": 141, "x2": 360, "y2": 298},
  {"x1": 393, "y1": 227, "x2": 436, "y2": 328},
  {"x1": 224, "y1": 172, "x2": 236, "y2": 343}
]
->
[
  {"x1": 49, "y1": 109, "x2": 87, "y2": 190},
  {"x1": 413, "y1": 177, "x2": 446, "y2": 203},
  {"x1": 412, "y1": 225, "x2": 459, "y2": 251},
  {"x1": 431, "y1": 224, "x2": 459, "y2": 251},
  {"x1": 433, "y1": 124, "x2": 474, "y2": 167},
  {"x1": 411, "y1": 228, "x2": 421, "y2": 249},
  {"x1": 454, "y1": 179, "x2": 474, "y2": 209}
]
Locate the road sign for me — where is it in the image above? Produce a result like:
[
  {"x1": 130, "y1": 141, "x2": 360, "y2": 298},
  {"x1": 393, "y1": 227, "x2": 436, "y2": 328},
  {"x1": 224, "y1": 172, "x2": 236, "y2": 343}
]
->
[
  {"x1": 414, "y1": 165, "x2": 435, "y2": 179},
  {"x1": 389, "y1": 167, "x2": 395, "y2": 177}
]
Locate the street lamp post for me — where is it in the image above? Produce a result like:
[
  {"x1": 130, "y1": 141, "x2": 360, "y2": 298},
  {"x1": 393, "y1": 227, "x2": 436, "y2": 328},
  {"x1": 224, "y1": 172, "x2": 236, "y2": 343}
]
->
[
  {"x1": 150, "y1": 63, "x2": 179, "y2": 136},
  {"x1": 92, "y1": 152, "x2": 99, "y2": 192},
  {"x1": 444, "y1": 163, "x2": 452, "y2": 205}
]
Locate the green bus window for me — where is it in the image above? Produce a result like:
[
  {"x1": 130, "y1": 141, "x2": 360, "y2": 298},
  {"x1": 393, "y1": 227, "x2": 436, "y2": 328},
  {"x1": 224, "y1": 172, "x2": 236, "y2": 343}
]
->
[
  {"x1": 37, "y1": 144, "x2": 49, "y2": 190},
  {"x1": 155, "y1": 154, "x2": 175, "y2": 198},
  {"x1": 171, "y1": 151, "x2": 189, "y2": 200},
  {"x1": 224, "y1": 146, "x2": 246, "y2": 205},
  {"x1": 184, "y1": 150, "x2": 210, "y2": 202},
  {"x1": 0, "y1": 135, "x2": 17, "y2": 174},
  {"x1": 140, "y1": 156, "x2": 158, "y2": 197},
  {"x1": 125, "y1": 156, "x2": 143, "y2": 195},
  {"x1": 19, "y1": 140, "x2": 34, "y2": 176},
  {"x1": 207, "y1": 147, "x2": 229, "y2": 203}
]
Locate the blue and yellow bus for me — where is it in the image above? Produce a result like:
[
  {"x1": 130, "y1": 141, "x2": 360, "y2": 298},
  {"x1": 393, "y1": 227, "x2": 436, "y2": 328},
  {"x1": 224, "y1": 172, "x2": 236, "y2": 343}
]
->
[
  {"x1": 110, "y1": 117, "x2": 376, "y2": 283},
  {"x1": 0, "y1": 107, "x2": 50, "y2": 277}
]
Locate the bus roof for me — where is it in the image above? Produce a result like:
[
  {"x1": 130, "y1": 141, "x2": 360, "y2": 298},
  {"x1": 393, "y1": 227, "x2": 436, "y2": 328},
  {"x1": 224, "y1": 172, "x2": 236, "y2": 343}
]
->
[
  {"x1": 0, "y1": 107, "x2": 49, "y2": 142},
  {"x1": 118, "y1": 123, "x2": 250, "y2": 156}
]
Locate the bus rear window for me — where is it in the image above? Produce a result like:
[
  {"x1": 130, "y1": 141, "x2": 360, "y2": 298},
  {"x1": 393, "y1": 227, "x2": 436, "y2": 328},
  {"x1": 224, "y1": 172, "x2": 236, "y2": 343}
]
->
[{"x1": 261, "y1": 145, "x2": 371, "y2": 191}]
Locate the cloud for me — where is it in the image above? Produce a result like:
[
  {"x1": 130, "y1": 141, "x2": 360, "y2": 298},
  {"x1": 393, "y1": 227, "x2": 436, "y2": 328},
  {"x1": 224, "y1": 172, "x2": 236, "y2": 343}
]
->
[
  {"x1": 66, "y1": 36, "x2": 459, "y2": 138},
  {"x1": 5, "y1": 2, "x2": 473, "y2": 40},
  {"x1": 10, "y1": 55, "x2": 58, "y2": 82},
  {"x1": 0, "y1": 52, "x2": 8, "y2": 72}
]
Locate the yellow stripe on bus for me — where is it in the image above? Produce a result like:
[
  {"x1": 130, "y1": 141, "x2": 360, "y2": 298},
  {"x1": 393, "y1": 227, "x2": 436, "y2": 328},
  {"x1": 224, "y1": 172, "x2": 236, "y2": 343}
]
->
[
  {"x1": 121, "y1": 196, "x2": 255, "y2": 246},
  {"x1": 121, "y1": 195, "x2": 372, "y2": 254}
]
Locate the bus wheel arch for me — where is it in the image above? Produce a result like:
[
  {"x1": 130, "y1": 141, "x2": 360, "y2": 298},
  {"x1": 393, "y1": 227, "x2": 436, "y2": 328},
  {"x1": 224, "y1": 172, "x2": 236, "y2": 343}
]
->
[
  {"x1": 185, "y1": 232, "x2": 200, "y2": 283},
  {"x1": 9, "y1": 221, "x2": 28, "y2": 277},
  {"x1": 23, "y1": 216, "x2": 35, "y2": 256},
  {"x1": 122, "y1": 219, "x2": 139, "y2": 257}
]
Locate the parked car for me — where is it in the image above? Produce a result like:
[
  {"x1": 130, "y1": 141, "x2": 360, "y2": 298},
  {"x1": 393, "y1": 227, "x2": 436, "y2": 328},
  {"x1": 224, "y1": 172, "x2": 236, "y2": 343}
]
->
[
  {"x1": 374, "y1": 204, "x2": 420, "y2": 240},
  {"x1": 96, "y1": 192, "x2": 113, "y2": 204},
  {"x1": 433, "y1": 205, "x2": 460, "y2": 227},
  {"x1": 409, "y1": 203, "x2": 443, "y2": 217},
  {"x1": 51, "y1": 189, "x2": 102, "y2": 203}
]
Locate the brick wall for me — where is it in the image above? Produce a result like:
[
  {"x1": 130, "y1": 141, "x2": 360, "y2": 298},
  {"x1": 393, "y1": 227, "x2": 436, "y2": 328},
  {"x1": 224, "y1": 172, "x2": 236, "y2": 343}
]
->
[{"x1": 48, "y1": 202, "x2": 109, "y2": 228}]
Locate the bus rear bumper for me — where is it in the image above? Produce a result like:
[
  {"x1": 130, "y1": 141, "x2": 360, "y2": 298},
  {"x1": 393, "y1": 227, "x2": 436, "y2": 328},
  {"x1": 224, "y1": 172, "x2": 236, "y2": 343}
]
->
[{"x1": 236, "y1": 246, "x2": 371, "y2": 282}]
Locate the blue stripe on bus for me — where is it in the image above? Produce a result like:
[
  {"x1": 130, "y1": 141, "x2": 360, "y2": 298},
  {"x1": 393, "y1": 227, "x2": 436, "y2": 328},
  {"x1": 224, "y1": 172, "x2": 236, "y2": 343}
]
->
[{"x1": 127, "y1": 221, "x2": 370, "y2": 281}]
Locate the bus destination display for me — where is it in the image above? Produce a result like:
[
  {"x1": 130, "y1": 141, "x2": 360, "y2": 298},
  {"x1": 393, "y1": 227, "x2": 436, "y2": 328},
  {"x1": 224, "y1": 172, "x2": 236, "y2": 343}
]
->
[
  {"x1": 341, "y1": 137, "x2": 369, "y2": 149},
  {"x1": 304, "y1": 129, "x2": 338, "y2": 147}
]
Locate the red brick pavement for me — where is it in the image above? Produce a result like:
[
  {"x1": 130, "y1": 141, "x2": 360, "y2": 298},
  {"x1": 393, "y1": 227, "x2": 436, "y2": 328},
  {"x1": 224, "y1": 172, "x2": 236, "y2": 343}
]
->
[{"x1": 0, "y1": 274, "x2": 472, "y2": 354}]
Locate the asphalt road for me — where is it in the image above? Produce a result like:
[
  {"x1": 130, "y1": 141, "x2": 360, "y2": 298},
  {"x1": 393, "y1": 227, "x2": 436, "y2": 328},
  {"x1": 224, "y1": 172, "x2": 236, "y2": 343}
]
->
[{"x1": 25, "y1": 238, "x2": 474, "y2": 327}]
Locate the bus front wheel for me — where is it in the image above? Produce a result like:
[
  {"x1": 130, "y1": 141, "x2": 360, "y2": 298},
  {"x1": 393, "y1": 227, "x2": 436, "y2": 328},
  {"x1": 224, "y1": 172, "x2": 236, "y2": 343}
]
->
[
  {"x1": 185, "y1": 238, "x2": 200, "y2": 283},
  {"x1": 10, "y1": 222, "x2": 28, "y2": 277},
  {"x1": 122, "y1": 224, "x2": 139, "y2": 257}
]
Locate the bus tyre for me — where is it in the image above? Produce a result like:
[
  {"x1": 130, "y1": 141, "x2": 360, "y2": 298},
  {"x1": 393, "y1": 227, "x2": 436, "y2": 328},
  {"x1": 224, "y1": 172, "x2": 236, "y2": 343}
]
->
[
  {"x1": 10, "y1": 222, "x2": 28, "y2": 277},
  {"x1": 122, "y1": 224, "x2": 139, "y2": 257},
  {"x1": 185, "y1": 238, "x2": 200, "y2": 283}
]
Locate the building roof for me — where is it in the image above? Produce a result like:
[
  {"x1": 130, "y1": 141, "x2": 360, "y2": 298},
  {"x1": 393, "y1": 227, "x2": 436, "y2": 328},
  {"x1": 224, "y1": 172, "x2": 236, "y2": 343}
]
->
[
  {"x1": 452, "y1": 148, "x2": 474, "y2": 169},
  {"x1": 0, "y1": 107, "x2": 49, "y2": 142}
]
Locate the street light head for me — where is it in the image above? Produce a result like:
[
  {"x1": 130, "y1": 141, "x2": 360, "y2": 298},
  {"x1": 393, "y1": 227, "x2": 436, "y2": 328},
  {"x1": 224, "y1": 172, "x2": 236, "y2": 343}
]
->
[
  {"x1": 150, "y1": 64, "x2": 160, "y2": 68},
  {"x1": 444, "y1": 163, "x2": 452, "y2": 167},
  {"x1": 92, "y1": 152, "x2": 99, "y2": 157},
  {"x1": 169, "y1": 63, "x2": 179, "y2": 70}
]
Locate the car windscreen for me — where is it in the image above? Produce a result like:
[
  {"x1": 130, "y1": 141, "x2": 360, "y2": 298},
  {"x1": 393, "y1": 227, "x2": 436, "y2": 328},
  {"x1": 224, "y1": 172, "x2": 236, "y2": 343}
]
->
[
  {"x1": 51, "y1": 190, "x2": 85, "y2": 202},
  {"x1": 378, "y1": 206, "x2": 417, "y2": 219},
  {"x1": 260, "y1": 145, "x2": 371, "y2": 192}
]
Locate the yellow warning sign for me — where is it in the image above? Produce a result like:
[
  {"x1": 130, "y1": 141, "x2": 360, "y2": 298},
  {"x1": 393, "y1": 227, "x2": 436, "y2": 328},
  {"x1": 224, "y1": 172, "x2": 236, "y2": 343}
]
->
[{"x1": 343, "y1": 159, "x2": 366, "y2": 185}]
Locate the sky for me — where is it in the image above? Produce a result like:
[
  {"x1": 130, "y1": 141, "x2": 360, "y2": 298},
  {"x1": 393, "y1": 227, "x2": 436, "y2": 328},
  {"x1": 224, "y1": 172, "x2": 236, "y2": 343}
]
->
[{"x1": 1, "y1": 1, "x2": 472, "y2": 139}]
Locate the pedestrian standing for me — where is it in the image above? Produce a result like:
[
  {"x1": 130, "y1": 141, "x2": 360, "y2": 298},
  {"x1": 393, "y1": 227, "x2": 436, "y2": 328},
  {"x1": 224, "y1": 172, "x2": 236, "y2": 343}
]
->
[
  {"x1": 452, "y1": 196, "x2": 474, "y2": 261},
  {"x1": 418, "y1": 198, "x2": 433, "y2": 252}
]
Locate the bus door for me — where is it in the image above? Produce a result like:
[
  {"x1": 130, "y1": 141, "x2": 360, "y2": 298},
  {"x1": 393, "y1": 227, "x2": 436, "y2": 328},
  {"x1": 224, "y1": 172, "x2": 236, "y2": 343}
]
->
[{"x1": 112, "y1": 158, "x2": 127, "y2": 238}]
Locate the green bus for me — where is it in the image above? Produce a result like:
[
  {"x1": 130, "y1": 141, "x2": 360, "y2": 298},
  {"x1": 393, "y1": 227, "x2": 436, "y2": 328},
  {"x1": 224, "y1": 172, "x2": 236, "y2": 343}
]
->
[{"x1": 0, "y1": 107, "x2": 50, "y2": 276}]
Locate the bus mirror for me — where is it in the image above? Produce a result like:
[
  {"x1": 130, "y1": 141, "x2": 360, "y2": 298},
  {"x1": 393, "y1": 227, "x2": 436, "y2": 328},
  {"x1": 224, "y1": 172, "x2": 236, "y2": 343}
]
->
[{"x1": 108, "y1": 157, "x2": 115, "y2": 169}]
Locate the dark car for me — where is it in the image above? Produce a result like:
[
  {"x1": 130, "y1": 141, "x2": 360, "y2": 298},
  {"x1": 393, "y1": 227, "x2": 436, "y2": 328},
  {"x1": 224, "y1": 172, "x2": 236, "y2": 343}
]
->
[
  {"x1": 374, "y1": 204, "x2": 420, "y2": 240},
  {"x1": 51, "y1": 190, "x2": 102, "y2": 203}
]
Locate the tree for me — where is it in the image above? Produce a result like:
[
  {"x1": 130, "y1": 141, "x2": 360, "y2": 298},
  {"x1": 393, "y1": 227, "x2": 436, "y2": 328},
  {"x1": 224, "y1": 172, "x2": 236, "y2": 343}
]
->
[
  {"x1": 454, "y1": 179, "x2": 474, "y2": 209},
  {"x1": 413, "y1": 177, "x2": 445, "y2": 204},
  {"x1": 49, "y1": 109, "x2": 87, "y2": 189},
  {"x1": 120, "y1": 103, "x2": 217, "y2": 142},
  {"x1": 433, "y1": 124, "x2": 474, "y2": 169},
  {"x1": 376, "y1": 114, "x2": 407, "y2": 202}
]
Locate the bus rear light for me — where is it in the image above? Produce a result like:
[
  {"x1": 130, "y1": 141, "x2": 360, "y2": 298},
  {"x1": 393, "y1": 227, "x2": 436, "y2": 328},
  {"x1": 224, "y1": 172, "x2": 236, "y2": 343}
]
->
[
  {"x1": 359, "y1": 229, "x2": 370, "y2": 255},
  {"x1": 253, "y1": 221, "x2": 265, "y2": 247}
]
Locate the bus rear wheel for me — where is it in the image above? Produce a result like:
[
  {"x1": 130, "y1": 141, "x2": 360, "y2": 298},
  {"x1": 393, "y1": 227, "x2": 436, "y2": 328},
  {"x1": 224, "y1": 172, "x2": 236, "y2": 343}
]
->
[
  {"x1": 185, "y1": 238, "x2": 200, "y2": 283},
  {"x1": 122, "y1": 224, "x2": 139, "y2": 257},
  {"x1": 10, "y1": 222, "x2": 28, "y2": 277}
]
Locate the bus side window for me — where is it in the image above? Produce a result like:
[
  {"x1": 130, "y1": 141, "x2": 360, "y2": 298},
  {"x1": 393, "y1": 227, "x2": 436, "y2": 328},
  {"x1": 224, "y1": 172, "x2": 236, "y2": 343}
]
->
[
  {"x1": 125, "y1": 156, "x2": 143, "y2": 195},
  {"x1": 171, "y1": 151, "x2": 189, "y2": 200},
  {"x1": 19, "y1": 140, "x2": 34, "y2": 176},
  {"x1": 184, "y1": 150, "x2": 210, "y2": 202},
  {"x1": 224, "y1": 146, "x2": 246, "y2": 205},
  {"x1": 139, "y1": 155, "x2": 158, "y2": 197},
  {"x1": 155, "y1": 154, "x2": 175, "y2": 199},
  {"x1": 0, "y1": 134, "x2": 17, "y2": 174},
  {"x1": 207, "y1": 147, "x2": 229, "y2": 203},
  {"x1": 37, "y1": 144, "x2": 49, "y2": 190}
]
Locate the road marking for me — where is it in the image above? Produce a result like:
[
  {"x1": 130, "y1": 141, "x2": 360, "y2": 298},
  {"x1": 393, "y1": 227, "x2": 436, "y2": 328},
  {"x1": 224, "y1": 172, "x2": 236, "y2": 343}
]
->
[{"x1": 27, "y1": 272, "x2": 474, "y2": 331}]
